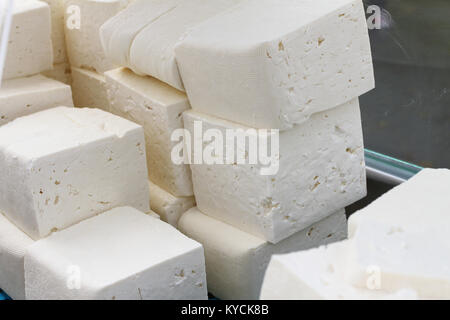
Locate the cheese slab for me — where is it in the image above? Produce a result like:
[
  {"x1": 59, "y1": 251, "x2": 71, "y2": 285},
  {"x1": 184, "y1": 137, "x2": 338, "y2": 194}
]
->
[
  {"x1": 105, "y1": 68, "x2": 193, "y2": 197},
  {"x1": 129, "y1": 0, "x2": 242, "y2": 91},
  {"x1": 183, "y1": 99, "x2": 366, "y2": 243},
  {"x1": 0, "y1": 213, "x2": 34, "y2": 300},
  {"x1": 175, "y1": 0, "x2": 374, "y2": 130},
  {"x1": 3, "y1": 0, "x2": 53, "y2": 80},
  {"x1": 260, "y1": 241, "x2": 418, "y2": 300},
  {"x1": 64, "y1": 0, "x2": 131, "y2": 73},
  {"x1": 42, "y1": 62, "x2": 72, "y2": 85},
  {"x1": 41, "y1": 0, "x2": 67, "y2": 63},
  {"x1": 0, "y1": 75, "x2": 73, "y2": 126},
  {"x1": 149, "y1": 181, "x2": 195, "y2": 227},
  {"x1": 178, "y1": 207, "x2": 347, "y2": 300},
  {"x1": 0, "y1": 107, "x2": 150, "y2": 240},
  {"x1": 25, "y1": 207, "x2": 207, "y2": 300},
  {"x1": 71, "y1": 67, "x2": 110, "y2": 111}
]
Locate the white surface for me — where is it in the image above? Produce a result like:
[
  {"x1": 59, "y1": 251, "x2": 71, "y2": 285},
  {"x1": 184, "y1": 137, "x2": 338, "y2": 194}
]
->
[
  {"x1": 0, "y1": 0, "x2": 14, "y2": 86},
  {"x1": 178, "y1": 207, "x2": 347, "y2": 300},
  {"x1": 105, "y1": 67, "x2": 193, "y2": 197},
  {"x1": 25, "y1": 207, "x2": 207, "y2": 300},
  {"x1": 175, "y1": 0, "x2": 374, "y2": 130},
  {"x1": 183, "y1": 99, "x2": 366, "y2": 243},
  {"x1": 40, "y1": 0, "x2": 67, "y2": 63},
  {"x1": 41, "y1": 62, "x2": 72, "y2": 85},
  {"x1": 0, "y1": 74, "x2": 73, "y2": 126},
  {"x1": 71, "y1": 67, "x2": 109, "y2": 111},
  {"x1": 0, "y1": 107, "x2": 150, "y2": 240}
]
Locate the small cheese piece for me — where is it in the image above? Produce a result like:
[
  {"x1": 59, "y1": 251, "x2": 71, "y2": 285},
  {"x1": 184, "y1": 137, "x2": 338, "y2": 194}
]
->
[
  {"x1": 149, "y1": 181, "x2": 195, "y2": 227},
  {"x1": 105, "y1": 68, "x2": 193, "y2": 197},
  {"x1": 41, "y1": 62, "x2": 72, "y2": 85},
  {"x1": 0, "y1": 75, "x2": 74, "y2": 126},
  {"x1": 346, "y1": 169, "x2": 450, "y2": 299},
  {"x1": 178, "y1": 207, "x2": 347, "y2": 300},
  {"x1": 183, "y1": 99, "x2": 366, "y2": 243},
  {"x1": 0, "y1": 213, "x2": 34, "y2": 300},
  {"x1": 64, "y1": 0, "x2": 131, "y2": 73},
  {"x1": 25, "y1": 207, "x2": 207, "y2": 300},
  {"x1": 260, "y1": 241, "x2": 419, "y2": 300},
  {"x1": 0, "y1": 107, "x2": 150, "y2": 240},
  {"x1": 129, "y1": 0, "x2": 242, "y2": 91},
  {"x1": 3, "y1": 0, "x2": 53, "y2": 80},
  {"x1": 71, "y1": 67, "x2": 110, "y2": 111},
  {"x1": 175, "y1": 0, "x2": 374, "y2": 130},
  {"x1": 40, "y1": 0, "x2": 67, "y2": 63}
]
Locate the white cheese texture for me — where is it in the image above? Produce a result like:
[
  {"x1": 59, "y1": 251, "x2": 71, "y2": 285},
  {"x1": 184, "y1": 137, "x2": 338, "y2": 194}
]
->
[
  {"x1": 0, "y1": 75, "x2": 73, "y2": 126},
  {"x1": 178, "y1": 207, "x2": 347, "y2": 300},
  {"x1": 105, "y1": 68, "x2": 193, "y2": 197},
  {"x1": 64, "y1": 0, "x2": 131, "y2": 73},
  {"x1": 25, "y1": 207, "x2": 208, "y2": 300},
  {"x1": 3, "y1": 0, "x2": 53, "y2": 80},
  {"x1": 41, "y1": 62, "x2": 72, "y2": 85},
  {"x1": 128, "y1": 0, "x2": 242, "y2": 91},
  {"x1": 71, "y1": 67, "x2": 110, "y2": 112},
  {"x1": 149, "y1": 181, "x2": 195, "y2": 228},
  {"x1": 183, "y1": 99, "x2": 366, "y2": 244},
  {"x1": 0, "y1": 213, "x2": 34, "y2": 300},
  {"x1": 0, "y1": 107, "x2": 150, "y2": 240},
  {"x1": 40, "y1": 0, "x2": 67, "y2": 63},
  {"x1": 175, "y1": 0, "x2": 374, "y2": 130}
]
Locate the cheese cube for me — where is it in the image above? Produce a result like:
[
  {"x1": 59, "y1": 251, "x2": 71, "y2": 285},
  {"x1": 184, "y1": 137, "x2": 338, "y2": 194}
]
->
[
  {"x1": 0, "y1": 213, "x2": 34, "y2": 300},
  {"x1": 346, "y1": 169, "x2": 450, "y2": 299},
  {"x1": 0, "y1": 75, "x2": 74, "y2": 126},
  {"x1": 149, "y1": 181, "x2": 195, "y2": 227},
  {"x1": 183, "y1": 99, "x2": 366, "y2": 243},
  {"x1": 128, "y1": 0, "x2": 242, "y2": 91},
  {"x1": 105, "y1": 68, "x2": 193, "y2": 197},
  {"x1": 178, "y1": 207, "x2": 347, "y2": 299},
  {"x1": 42, "y1": 62, "x2": 72, "y2": 85},
  {"x1": 175, "y1": 0, "x2": 374, "y2": 130},
  {"x1": 41, "y1": 0, "x2": 67, "y2": 63},
  {"x1": 64, "y1": 0, "x2": 131, "y2": 73},
  {"x1": 3, "y1": 0, "x2": 53, "y2": 80},
  {"x1": 0, "y1": 107, "x2": 150, "y2": 240},
  {"x1": 25, "y1": 207, "x2": 207, "y2": 300},
  {"x1": 71, "y1": 67, "x2": 110, "y2": 111},
  {"x1": 260, "y1": 241, "x2": 418, "y2": 300}
]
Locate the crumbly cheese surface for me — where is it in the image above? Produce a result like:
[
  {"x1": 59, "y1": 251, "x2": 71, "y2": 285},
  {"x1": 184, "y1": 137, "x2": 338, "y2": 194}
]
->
[
  {"x1": 71, "y1": 67, "x2": 110, "y2": 111},
  {"x1": 40, "y1": 0, "x2": 67, "y2": 63},
  {"x1": 41, "y1": 62, "x2": 72, "y2": 85}
]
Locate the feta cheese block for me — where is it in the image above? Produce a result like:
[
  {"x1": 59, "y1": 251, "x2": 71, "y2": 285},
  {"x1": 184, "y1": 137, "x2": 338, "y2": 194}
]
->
[
  {"x1": 64, "y1": 0, "x2": 131, "y2": 73},
  {"x1": 149, "y1": 180, "x2": 195, "y2": 227},
  {"x1": 0, "y1": 75, "x2": 74, "y2": 126},
  {"x1": 41, "y1": 62, "x2": 72, "y2": 85},
  {"x1": 183, "y1": 99, "x2": 366, "y2": 243},
  {"x1": 0, "y1": 213, "x2": 34, "y2": 300},
  {"x1": 175, "y1": 0, "x2": 374, "y2": 130},
  {"x1": 0, "y1": 107, "x2": 150, "y2": 240},
  {"x1": 346, "y1": 169, "x2": 450, "y2": 299},
  {"x1": 25, "y1": 207, "x2": 208, "y2": 300},
  {"x1": 3, "y1": 0, "x2": 53, "y2": 80},
  {"x1": 178, "y1": 207, "x2": 347, "y2": 300},
  {"x1": 105, "y1": 68, "x2": 193, "y2": 197},
  {"x1": 260, "y1": 241, "x2": 419, "y2": 300},
  {"x1": 71, "y1": 67, "x2": 110, "y2": 111},
  {"x1": 41, "y1": 0, "x2": 67, "y2": 63},
  {"x1": 129, "y1": 0, "x2": 242, "y2": 91}
]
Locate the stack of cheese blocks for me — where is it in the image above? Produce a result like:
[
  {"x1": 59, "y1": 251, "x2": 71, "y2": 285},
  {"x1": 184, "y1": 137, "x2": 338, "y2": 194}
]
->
[{"x1": 96, "y1": 0, "x2": 375, "y2": 299}]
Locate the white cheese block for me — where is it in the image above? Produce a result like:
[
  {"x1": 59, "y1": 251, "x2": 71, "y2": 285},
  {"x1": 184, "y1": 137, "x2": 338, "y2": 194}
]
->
[
  {"x1": 129, "y1": 0, "x2": 242, "y2": 91},
  {"x1": 41, "y1": 62, "x2": 72, "y2": 85},
  {"x1": 105, "y1": 68, "x2": 193, "y2": 197},
  {"x1": 0, "y1": 107, "x2": 150, "y2": 240},
  {"x1": 175, "y1": 0, "x2": 374, "y2": 130},
  {"x1": 3, "y1": 0, "x2": 53, "y2": 80},
  {"x1": 40, "y1": 0, "x2": 67, "y2": 63},
  {"x1": 346, "y1": 169, "x2": 450, "y2": 299},
  {"x1": 0, "y1": 75, "x2": 73, "y2": 126},
  {"x1": 64, "y1": 0, "x2": 130, "y2": 73},
  {"x1": 25, "y1": 207, "x2": 207, "y2": 300},
  {"x1": 149, "y1": 180, "x2": 195, "y2": 227},
  {"x1": 260, "y1": 241, "x2": 419, "y2": 300},
  {"x1": 0, "y1": 213, "x2": 34, "y2": 300},
  {"x1": 183, "y1": 99, "x2": 366, "y2": 244},
  {"x1": 71, "y1": 67, "x2": 110, "y2": 111},
  {"x1": 178, "y1": 207, "x2": 347, "y2": 300}
]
